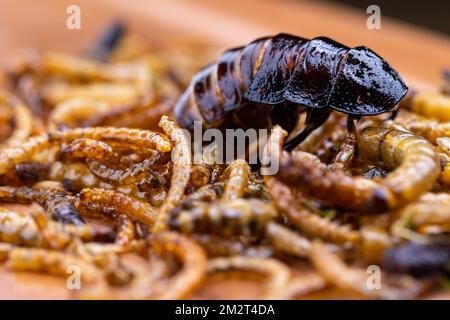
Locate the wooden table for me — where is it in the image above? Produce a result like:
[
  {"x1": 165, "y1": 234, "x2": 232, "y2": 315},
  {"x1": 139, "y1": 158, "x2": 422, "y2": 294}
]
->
[{"x1": 0, "y1": 0, "x2": 449, "y2": 299}]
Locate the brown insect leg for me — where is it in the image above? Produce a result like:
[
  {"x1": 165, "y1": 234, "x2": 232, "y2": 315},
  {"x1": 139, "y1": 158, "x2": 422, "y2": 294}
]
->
[{"x1": 283, "y1": 108, "x2": 332, "y2": 151}]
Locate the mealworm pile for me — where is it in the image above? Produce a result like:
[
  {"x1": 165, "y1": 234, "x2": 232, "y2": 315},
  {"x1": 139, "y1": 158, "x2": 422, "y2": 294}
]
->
[{"x1": 0, "y1": 23, "x2": 449, "y2": 299}]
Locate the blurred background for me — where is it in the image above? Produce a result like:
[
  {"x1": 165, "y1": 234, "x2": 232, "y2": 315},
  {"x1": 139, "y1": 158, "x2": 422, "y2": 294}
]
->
[{"x1": 0, "y1": 0, "x2": 448, "y2": 89}]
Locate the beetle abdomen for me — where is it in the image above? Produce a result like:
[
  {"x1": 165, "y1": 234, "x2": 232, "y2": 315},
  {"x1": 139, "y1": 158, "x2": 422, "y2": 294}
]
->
[{"x1": 174, "y1": 34, "x2": 306, "y2": 129}]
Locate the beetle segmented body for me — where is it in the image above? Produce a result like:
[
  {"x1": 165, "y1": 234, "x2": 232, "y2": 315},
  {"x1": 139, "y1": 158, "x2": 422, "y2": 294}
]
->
[{"x1": 175, "y1": 34, "x2": 408, "y2": 150}]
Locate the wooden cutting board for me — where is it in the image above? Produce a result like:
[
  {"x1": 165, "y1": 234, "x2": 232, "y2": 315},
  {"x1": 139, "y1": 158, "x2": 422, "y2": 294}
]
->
[{"x1": 0, "y1": 0, "x2": 449, "y2": 299}]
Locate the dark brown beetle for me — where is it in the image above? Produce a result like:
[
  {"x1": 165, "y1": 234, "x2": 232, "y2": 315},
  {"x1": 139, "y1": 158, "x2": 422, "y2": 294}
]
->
[{"x1": 174, "y1": 34, "x2": 408, "y2": 150}]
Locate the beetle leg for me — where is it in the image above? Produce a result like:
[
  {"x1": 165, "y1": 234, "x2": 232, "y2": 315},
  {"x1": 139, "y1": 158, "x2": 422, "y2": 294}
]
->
[
  {"x1": 387, "y1": 106, "x2": 399, "y2": 121},
  {"x1": 283, "y1": 108, "x2": 331, "y2": 151}
]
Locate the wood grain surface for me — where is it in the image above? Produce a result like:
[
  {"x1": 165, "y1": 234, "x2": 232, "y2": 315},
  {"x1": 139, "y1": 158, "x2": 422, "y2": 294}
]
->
[{"x1": 0, "y1": 0, "x2": 449, "y2": 299}]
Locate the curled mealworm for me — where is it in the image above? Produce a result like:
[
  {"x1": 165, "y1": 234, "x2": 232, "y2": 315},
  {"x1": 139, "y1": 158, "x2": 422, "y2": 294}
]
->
[
  {"x1": 207, "y1": 256, "x2": 291, "y2": 299},
  {"x1": 150, "y1": 231, "x2": 207, "y2": 299},
  {"x1": 0, "y1": 91, "x2": 33, "y2": 149},
  {"x1": 357, "y1": 127, "x2": 441, "y2": 211},
  {"x1": 221, "y1": 159, "x2": 251, "y2": 201},
  {"x1": 48, "y1": 98, "x2": 111, "y2": 130},
  {"x1": 155, "y1": 116, "x2": 191, "y2": 231}
]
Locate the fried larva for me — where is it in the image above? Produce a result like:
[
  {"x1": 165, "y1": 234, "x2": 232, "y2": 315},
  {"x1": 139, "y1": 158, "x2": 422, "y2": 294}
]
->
[
  {"x1": 74, "y1": 188, "x2": 158, "y2": 227},
  {"x1": 0, "y1": 91, "x2": 33, "y2": 149},
  {"x1": 207, "y1": 256, "x2": 291, "y2": 299},
  {"x1": 266, "y1": 177, "x2": 360, "y2": 245},
  {"x1": 168, "y1": 199, "x2": 277, "y2": 238},
  {"x1": 221, "y1": 159, "x2": 251, "y2": 201},
  {"x1": 402, "y1": 92, "x2": 450, "y2": 122},
  {"x1": 0, "y1": 186, "x2": 84, "y2": 225},
  {"x1": 276, "y1": 151, "x2": 389, "y2": 213},
  {"x1": 358, "y1": 127, "x2": 441, "y2": 210},
  {"x1": 155, "y1": 116, "x2": 191, "y2": 231},
  {"x1": 48, "y1": 98, "x2": 111, "y2": 130},
  {"x1": 49, "y1": 126, "x2": 172, "y2": 153},
  {"x1": 389, "y1": 109, "x2": 450, "y2": 144},
  {"x1": 150, "y1": 232, "x2": 207, "y2": 299}
]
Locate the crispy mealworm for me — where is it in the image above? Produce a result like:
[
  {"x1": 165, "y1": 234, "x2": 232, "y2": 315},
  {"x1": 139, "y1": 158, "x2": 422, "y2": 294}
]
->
[
  {"x1": 207, "y1": 256, "x2": 291, "y2": 299},
  {"x1": 150, "y1": 232, "x2": 207, "y2": 299},
  {"x1": 221, "y1": 159, "x2": 251, "y2": 201},
  {"x1": 155, "y1": 116, "x2": 191, "y2": 231}
]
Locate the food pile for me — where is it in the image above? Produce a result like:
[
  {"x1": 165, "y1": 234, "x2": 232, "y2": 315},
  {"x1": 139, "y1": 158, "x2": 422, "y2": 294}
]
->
[{"x1": 0, "y1": 23, "x2": 449, "y2": 299}]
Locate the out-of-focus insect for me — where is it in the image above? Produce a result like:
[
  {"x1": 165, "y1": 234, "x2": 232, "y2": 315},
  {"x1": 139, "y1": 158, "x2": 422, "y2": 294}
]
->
[{"x1": 174, "y1": 34, "x2": 408, "y2": 150}]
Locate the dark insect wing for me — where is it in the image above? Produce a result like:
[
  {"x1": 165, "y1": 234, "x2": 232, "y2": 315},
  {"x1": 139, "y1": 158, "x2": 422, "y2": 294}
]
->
[
  {"x1": 244, "y1": 33, "x2": 307, "y2": 104},
  {"x1": 284, "y1": 37, "x2": 348, "y2": 108},
  {"x1": 328, "y1": 46, "x2": 408, "y2": 115}
]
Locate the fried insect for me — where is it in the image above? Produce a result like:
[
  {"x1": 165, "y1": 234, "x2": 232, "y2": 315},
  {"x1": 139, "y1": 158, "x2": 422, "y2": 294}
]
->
[
  {"x1": 74, "y1": 188, "x2": 158, "y2": 227},
  {"x1": 207, "y1": 256, "x2": 291, "y2": 299},
  {"x1": 0, "y1": 186, "x2": 84, "y2": 225},
  {"x1": 310, "y1": 240, "x2": 423, "y2": 299},
  {"x1": 192, "y1": 234, "x2": 273, "y2": 258},
  {"x1": 276, "y1": 151, "x2": 389, "y2": 212},
  {"x1": 389, "y1": 109, "x2": 450, "y2": 144},
  {"x1": 0, "y1": 207, "x2": 43, "y2": 246},
  {"x1": 48, "y1": 98, "x2": 111, "y2": 130},
  {"x1": 30, "y1": 206, "x2": 114, "y2": 249},
  {"x1": 60, "y1": 138, "x2": 116, "y2": 162},
  {"x1": 266, "y1": 177, "x2": 360, "y2": 245},
  {"x1": 0, "y1": 91, "x2": 33, "y2": 149},
  {"x1": 436, "y1": 137, "x2": 450, "y2": 188},
  {"x1": 221, "y1": 159, "x2": 251, "y2": 201},
  {"x1": 394, "y1": 193, "x2": 450, "y2": 233},
  {"x1": 150, "y1": 232, "x2": 207, "y2": 299},
  {"x1": 264, "y1": 125, "x2": 360, "y2": 244},
  {"x1": 265, "y1": 222, "x2": 311, "y2": 258},
  {"x1": 5, "y1": 248, "x2": 106, "y2": 287},
  {"x1": 168, "y1": 199, "x2": 277, "y2": 238},
  {"x1": 0, "y1": 132, "x2": 50, "y2": 176},
  {"x1": 155, "y1": 116, "x2": 191, "y2": 231},
  {"x1": 81, "y1": 98, "x2": 173, "y2": 130},
  {"x1": 384, "y1": 242, "x2": 450, "y2": 278},
  {"x1": 175, "y1": 34, "x2": 407, "y2": 151},
  {"x1": 357, "y1": 127, "x2": 441, "y2": 211},
  {"x1": 330, "y1": 130, "x2": 356, "y2": 173},
  {"x1": 86, "y1": 153, "x2": 167, "y2": 185},
  {"x1": 188, "y1": 164, "x2": 212, "y2": 188},
  {"x1": 402, "y1": 92, "x2": 450, "y2": 122},
  {"x1": 48, "y1": 127, "x2": 172, "y2": 153}
]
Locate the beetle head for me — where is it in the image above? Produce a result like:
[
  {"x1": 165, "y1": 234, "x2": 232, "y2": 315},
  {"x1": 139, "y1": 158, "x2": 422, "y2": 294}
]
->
[{"x1": 328, "y1": 46, "x2": 408, "y2": 115}]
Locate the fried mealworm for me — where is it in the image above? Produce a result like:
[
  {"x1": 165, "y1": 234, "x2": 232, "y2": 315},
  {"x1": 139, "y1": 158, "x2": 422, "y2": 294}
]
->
[
  {"x1": 207, "y1": 256, "x2": 291, "y2": 299},
  {"x1": 221, "y1": 159, "x2": 251, "y2": 201},
  {"x1": 358, "y1": 127, "x2": 441, "y2": 210},
  {"x1": 155, "y1": 116, "x2": 191, "y2": 231}
]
